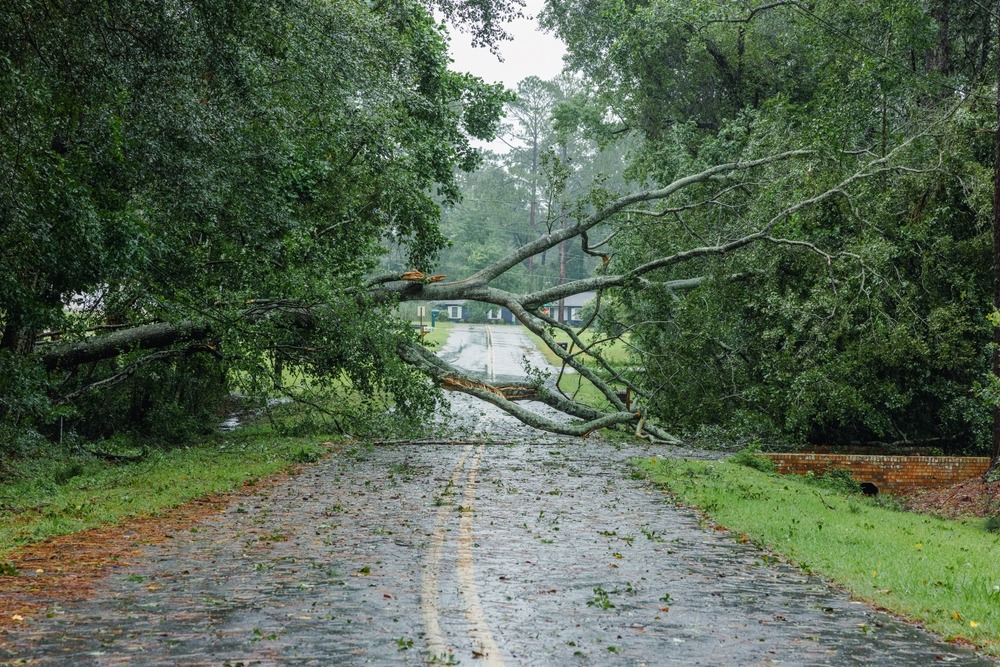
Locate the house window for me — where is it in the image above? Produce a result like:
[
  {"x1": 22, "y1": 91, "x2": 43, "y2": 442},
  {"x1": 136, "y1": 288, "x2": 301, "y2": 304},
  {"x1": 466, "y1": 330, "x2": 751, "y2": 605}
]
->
[
  {"x1": 448, "y1": 305, "x2": 462, "y2": 320},
  {"x1": 486, "y1": 308, "x2": 501, "y2": 320},
  {"x1": 569, "y1": 307, "x2": 582, "y2": 322}
]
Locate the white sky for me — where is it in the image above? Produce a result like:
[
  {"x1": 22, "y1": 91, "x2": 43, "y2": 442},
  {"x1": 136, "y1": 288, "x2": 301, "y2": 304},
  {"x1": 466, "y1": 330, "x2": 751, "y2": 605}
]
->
[{"x1": 446, "y1": 0, "x2": 566, "y2": 92}]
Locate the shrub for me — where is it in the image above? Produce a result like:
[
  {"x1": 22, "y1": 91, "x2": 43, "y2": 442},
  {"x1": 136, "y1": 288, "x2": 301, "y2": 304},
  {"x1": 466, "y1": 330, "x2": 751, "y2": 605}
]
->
[
  {"x1": 802, "y1": 467, "x2": 862, "y2": 495},
  {"x1": 69, "y1": 352, "x2": 229, "y2": 445},
  {"x1": 728, "y1": 443, "x2": 775, "y2": 473}
]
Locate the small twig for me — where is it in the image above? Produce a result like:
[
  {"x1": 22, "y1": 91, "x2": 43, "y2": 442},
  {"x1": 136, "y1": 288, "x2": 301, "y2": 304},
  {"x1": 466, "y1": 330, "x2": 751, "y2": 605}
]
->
[{"x1": 814, "y1": 490, "x2": 836, "y2": 510}]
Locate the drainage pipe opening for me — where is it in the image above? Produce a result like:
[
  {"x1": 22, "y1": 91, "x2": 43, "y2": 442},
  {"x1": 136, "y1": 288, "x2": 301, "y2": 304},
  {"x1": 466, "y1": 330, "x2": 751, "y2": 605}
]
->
[{"x1": 860, "y1": 482, "x2": 879, "y2": 496}]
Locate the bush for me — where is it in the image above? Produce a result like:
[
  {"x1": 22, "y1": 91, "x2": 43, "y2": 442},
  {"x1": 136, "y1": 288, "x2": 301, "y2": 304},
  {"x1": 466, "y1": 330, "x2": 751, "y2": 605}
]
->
[
  {"x1": 684, "y1": 423, "x2": 794, "y2": 452},
  {"x1": 69, "y1": 351, "x2": 229, "y2": 445},
  {"x1": 728, "y1": 443, "x2": 775, "y2": 473},
  {"x1": 0, "y1": 351, "x2": 64, "y2": 456},
  {"x1": 802, "y1": 468, "x2": 862, "y2": 495}
]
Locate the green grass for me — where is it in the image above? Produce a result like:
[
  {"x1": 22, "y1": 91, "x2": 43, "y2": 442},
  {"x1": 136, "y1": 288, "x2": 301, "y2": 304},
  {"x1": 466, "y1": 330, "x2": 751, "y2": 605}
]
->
[
  {"x1": 418, "y1": 320, "x2": 454, "y2": 349},
  {"x1": 523, "y1": 327, "x2": 574, "y2": 367},
  {"x1": 521, "y1": 328, "x2": 633, "y2": 409},
  {"x1": 548, "y1": 373, "x2": 611, "y2": 409},
  {"x1": 524, "y1": 328, "x2": 631, "y2": 367},
  {"x1": 0, "y1": 431, "x2": 333, "y2": 561},
  {"x1": 637, "y1": 457, "x2": 1000, "y2": 655}
]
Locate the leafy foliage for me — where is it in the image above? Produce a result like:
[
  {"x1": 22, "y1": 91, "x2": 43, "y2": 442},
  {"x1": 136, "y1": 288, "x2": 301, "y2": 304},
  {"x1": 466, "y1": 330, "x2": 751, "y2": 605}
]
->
[
  {"x1": 728, "y1": 444, "x2": 775, "y2": 473},
  {"x1": 802, "y1": 468, "x2": 863, "y2": 496},
  {"x1": 546, "y1": 0, "x2": 997, "y2": 452},
  {"x1": 0, "y1": 0, "x2": 510, "y2": 449},
  {"x1": 4, "y1": 0, "x2": 998, "y2": 455}
]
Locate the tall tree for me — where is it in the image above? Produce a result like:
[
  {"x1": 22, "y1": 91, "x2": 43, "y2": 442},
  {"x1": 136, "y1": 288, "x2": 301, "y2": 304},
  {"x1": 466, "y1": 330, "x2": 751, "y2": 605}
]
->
[
  {"x1": 992, "y1": 0, "x2": 1000, "y2": 467},
  {"x1": 540, "y1": 0, "x2": 998, "y2": 451},
  {"x1": 6, "y1": 0, "x2": 997, "y2": 455},
  {"x1": 0, "y1": 0, "x2": 510, "y2": 444},
  {"x1": 504, "y1": 76, "x2": 557, "y2": 284}
]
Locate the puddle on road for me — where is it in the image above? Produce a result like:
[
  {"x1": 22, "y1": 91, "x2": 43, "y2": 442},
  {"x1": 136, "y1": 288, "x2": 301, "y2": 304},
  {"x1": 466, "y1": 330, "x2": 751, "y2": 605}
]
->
[{"x1": 218, "y1": 396, "x2": 293, "y2": 432}]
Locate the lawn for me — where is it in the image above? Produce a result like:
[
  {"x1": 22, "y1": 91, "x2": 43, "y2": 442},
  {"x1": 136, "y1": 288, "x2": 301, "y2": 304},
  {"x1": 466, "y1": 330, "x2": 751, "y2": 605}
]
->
[
  {"x1": 418, "y1": 319, "x2": 454, "y2": 349},
  {"x1": 638, "y1": 456, "x2": 1000, "y2": 655},
  {"x1": 522, "y1": 327, "x2": 634, "y2": 409},
  {"x1": 524, "y1": 327, "x2": 632, "y2": 367},
  {"x1": 0, "y1": 422, "x2": 334, "y2": 562}
]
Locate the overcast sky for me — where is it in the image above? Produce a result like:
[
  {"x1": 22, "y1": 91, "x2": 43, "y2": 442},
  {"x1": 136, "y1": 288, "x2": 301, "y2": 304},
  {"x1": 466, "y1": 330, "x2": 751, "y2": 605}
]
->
[
  {"x1": 445, "y1": 0, "x2": 565, "y2": 152},
  {"x1": 446, "y1": 0, "x2": 566, "y2": 91}
]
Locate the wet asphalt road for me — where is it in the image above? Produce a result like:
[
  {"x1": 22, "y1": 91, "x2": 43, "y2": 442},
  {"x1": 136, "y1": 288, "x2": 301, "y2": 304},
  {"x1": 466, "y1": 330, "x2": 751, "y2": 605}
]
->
[
  {"x1": 437, "y1": 324, "x2": 572, "y2": 383},
  {"x1": 0, "y1": 325, "x2": 995, "y2": 666}
]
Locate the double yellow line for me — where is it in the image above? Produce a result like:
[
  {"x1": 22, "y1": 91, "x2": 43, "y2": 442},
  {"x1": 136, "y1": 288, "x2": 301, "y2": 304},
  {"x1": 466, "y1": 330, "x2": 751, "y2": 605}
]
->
[{"x1": 421, "y1": 445, "x2": 504, "y2": 666}]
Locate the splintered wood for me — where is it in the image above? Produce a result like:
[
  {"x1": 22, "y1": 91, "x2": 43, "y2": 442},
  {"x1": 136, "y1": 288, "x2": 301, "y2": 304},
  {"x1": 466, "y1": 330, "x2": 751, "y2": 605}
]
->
[{"x1": 440, "y1": 376, "x2": 538, "y2": 401}]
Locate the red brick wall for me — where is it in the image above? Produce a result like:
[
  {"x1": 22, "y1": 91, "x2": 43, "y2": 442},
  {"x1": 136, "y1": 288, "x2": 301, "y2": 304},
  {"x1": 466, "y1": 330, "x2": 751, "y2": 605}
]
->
[{"x1": 763, "y1": 453, "x2": 989, "y2": 495}]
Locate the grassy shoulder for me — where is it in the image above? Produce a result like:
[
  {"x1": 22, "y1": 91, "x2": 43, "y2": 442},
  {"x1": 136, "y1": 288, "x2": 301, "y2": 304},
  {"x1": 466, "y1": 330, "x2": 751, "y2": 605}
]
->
[
  {"x1": 546, "y1": 372, "x2": 608, "y2": 408},
  {"x1": 419, "y1": 319, "x2": 454, "y2": 349},
  {"x1": 523, "y1": 328, "x2": 631, "y2": 367},
  {"x1": 521, "y1": 327, "x2": 633, "y2": 409},
  {"x1": 637, "y1": 457, "x2": 1000, "y2": 655},
  {"x1": 0, "y1": 428, "x2": 333, "y2": 562}
]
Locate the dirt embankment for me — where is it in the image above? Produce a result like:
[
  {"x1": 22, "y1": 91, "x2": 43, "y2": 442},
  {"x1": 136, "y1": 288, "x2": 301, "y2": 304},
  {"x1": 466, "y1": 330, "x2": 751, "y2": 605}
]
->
[{"x1": 899, "y1": 477, "x2": 1000, "y2": 520}]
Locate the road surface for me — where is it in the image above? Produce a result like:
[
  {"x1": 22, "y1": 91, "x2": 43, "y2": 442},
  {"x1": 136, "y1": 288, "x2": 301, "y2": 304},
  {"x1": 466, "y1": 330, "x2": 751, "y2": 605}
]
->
[{"x1": 1, "y1": 324, "x2": 992, "y2": 665}]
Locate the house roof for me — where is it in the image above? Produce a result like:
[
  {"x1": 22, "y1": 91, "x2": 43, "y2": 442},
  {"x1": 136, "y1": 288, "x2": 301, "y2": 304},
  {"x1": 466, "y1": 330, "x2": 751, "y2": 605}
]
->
[
  {"x1": 559, "y1": 291, "x2": 597, "y2": 307},
  {"x1": 435, "y1": 292, "x2": 596, "y2": 309}
]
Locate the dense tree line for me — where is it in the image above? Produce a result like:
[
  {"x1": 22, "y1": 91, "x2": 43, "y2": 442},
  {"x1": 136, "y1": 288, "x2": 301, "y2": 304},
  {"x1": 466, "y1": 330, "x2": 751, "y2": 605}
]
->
[
  {"x1": 3, "y1": 0, "x2": 999, "y2": 456},
  {"x1": 537, "y1": 0, "x2": 998, "y2": 452},
  {"x1": 0, "y1": 0, "x2": 510, "y2": 447},
  {"x1": 431, "y1": 75, "x2": 632, "y2": 301}
]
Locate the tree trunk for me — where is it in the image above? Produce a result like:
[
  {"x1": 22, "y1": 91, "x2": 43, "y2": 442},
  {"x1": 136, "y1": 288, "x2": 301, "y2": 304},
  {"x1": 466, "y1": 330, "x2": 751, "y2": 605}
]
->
[
  {"x1": 526, "y1": 129, "x2": 540, "y2": 277},
  {"x1": 991, "y1": 0, "x2": 1000, "y2": 473},
  {"x1": 557, "y1": 141, "x2": 569, "y2": 323},
  {"x1": 558, "y1": 223, "x2": 567, "y2": 323},
  {"x1": 928, "y1": 0, "x2": 951, "y2": 75},
  {"x1": 40, "y1": 320, "x2": 211, "y2": 371},
  {"x1": 0, "y1": 321, "x2": 36, "y2": 356}
]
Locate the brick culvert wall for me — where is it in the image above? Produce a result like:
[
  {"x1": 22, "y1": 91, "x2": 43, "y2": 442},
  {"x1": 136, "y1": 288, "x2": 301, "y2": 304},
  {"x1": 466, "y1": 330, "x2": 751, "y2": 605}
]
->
[{"x1": 762, "y1": 453, "x2": 990, "y2": 495}]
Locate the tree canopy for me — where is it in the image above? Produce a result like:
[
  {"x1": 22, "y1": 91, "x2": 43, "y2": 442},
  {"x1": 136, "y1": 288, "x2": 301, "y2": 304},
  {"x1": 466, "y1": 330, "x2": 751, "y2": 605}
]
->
[
  {"x1": 539, "y1": 0, "x2": 997, "y2": 451},
  {"x1": 0, "y1": 0, "x2": 509, "y2": 445},
  {"x1": 2, "y1": 0, "x2": 999, "y2": 457}
]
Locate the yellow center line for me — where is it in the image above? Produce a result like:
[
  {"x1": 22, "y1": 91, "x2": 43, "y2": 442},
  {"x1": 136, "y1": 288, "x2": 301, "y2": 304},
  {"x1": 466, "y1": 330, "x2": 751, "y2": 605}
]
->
[
  {"x1": 421, "y1": 445, "x2": 472, "y2": 660},
  {"x1": 456, "y1": 445, "x2": 505, "y2": 665}
]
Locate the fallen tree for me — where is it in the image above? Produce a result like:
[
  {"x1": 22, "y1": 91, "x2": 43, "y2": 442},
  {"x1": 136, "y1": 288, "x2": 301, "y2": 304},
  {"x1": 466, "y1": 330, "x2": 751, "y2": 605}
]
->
[
  {"x1": 2, "y1": 0, "x2": 976, "y2": 452},
  {"x1": 29, "y1": 133, "x2": 938, "y2": 444}
]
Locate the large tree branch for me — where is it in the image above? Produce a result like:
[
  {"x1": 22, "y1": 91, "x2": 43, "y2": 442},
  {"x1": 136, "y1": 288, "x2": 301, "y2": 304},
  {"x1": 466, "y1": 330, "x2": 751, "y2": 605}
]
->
[
  {"x1": 39, "y1": 321, "x2": 211, "y2": 371},
  {"x1": 386, "y1": 141, "x2": 932, "y2": 440},
  {"x1": 37, "y1": 299, "x2": 327, "y2": 372},
  {"x1": 520, "y1": 275, "x2": 708, "y2": 308},
  {"x1": 59, "y1": 345, "x2": 219, "y2": 402},
  {"x1": 623, "y1": 139, "x2": 935, "y2": 281},
  {"x1": 31, "y1": 136, "x2": 936, "y2": 443},
  {"x1": 451, "y1": 149, "x2": 815, "y2": 285},
  {"x1": 374, "y1": 152, "x2": 814, "y2": 305},
  {"x1": 396, "y1": 341, "x2": 679, "y2": 440},
  {"x1": 698, "y1": 0, "x2": 808, "y2": 25}
]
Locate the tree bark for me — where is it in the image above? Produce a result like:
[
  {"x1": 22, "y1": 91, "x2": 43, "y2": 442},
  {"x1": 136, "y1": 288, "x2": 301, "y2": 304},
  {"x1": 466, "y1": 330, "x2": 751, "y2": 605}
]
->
[
  {"x1": 991, "y1": 0, "x2": 1000, "y2": 471},
  {"x1": 39, "y1": 320, "x2": 211, "y2": 371}
]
